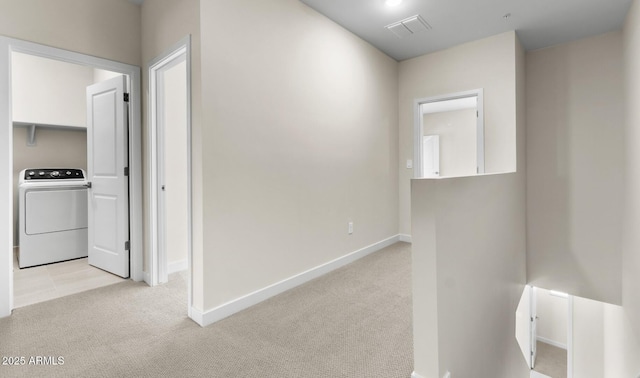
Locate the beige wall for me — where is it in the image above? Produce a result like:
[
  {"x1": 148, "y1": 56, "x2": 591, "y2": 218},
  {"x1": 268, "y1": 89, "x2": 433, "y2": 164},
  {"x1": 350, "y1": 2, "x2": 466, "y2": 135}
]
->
[
  {"x1": 0, "y1": 0, "x2": 140, "y2": 66},
  {"x1": 13, "y1": 127, "x2": 87, "y2": 245},
  {"x1": 399, "y1": 31, "x2": 519, "y2": 236},
  {"x1": 622, "y1": 0, "x2": 640, "y2": 373},
  {"x1": 526, "y1": 31, "x2": 624, "y2": 305},
  {"x1": 422, "y1": 108, "x2": 477, "y2": 177},
  {"x1": 141, "y1": 0, "x2": 202, "y2": 307},
  {"x1": 411, "y1": 174, "x2": 528, "y2": 378},
  {"x1": 198, "y1": 0, "x2": 399, "y2": 310}
]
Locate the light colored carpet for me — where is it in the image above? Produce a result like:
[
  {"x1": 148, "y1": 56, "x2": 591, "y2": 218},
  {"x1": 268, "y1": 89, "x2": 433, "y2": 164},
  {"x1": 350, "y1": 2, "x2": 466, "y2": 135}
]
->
[
  {"x1": 533, "y1": 341, "x2": 567, "y2": 378},
  {"x1": 0, "y1": 242, "x2": 413, "y2": 378}
]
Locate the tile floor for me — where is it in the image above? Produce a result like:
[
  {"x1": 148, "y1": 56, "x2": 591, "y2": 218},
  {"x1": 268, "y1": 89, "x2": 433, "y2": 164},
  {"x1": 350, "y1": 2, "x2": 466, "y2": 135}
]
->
[{"x1": 12, "y1": 248, "x2": 125, "y2": 308}]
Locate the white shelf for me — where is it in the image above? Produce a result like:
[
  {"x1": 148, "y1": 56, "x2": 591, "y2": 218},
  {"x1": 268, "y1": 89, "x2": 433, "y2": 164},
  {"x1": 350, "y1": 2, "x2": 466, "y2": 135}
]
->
[{"x1": 13, "y1": 121, "x2": 86, "y2": 146}]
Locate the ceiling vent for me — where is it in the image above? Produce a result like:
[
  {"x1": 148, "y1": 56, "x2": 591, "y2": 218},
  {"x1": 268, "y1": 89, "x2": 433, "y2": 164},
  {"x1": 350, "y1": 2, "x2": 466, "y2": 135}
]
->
[{"x1": 385, "y1": 15, "x2": 432, "y2": 38}]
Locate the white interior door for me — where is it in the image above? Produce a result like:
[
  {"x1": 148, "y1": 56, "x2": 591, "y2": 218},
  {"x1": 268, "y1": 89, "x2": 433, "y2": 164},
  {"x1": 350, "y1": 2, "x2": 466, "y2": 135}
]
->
[
  {"x1": 531, "y1": 287, "x2": 538, "y2": 368},
  {"x1": 516, "y1": 285, "x2": 533, "y2": 369},
  {"x1": 423, "y1": 135, "x2": 440, "y2": 178},
  {"x1": 86, "y1": 75, "x2": 129, "y2": 278}
]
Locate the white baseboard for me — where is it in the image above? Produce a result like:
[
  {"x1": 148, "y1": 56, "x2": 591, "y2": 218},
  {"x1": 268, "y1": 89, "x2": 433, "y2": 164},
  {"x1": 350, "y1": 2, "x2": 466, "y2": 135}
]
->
[
  {"x1": 411, "y1": 372, "x2": 425, "y2": 378},
  {"x1": 190, "y1": 306, "x2": 204, "y2": 326},
  {"x1": 168, "y1": 259, "x2": 188, "y2": 275},
  {"x1": 142, "y1": 260, "x2": 187, "y2": 286},
  {"x1": 399, "y1": 234, "x2": 412, "y2": 243},
  {"x1": 537, "y1": 336, "x2": 567, "y2": 350},
  {"x1": 190, "y1": 235, "x2": 401, "y2": 327}
]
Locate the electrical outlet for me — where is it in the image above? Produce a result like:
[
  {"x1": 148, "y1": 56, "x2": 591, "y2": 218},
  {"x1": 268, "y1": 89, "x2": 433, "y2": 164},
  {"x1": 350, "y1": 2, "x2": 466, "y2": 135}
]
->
[
  {"x1": 443, "y1": 371, "x2": 451, "y2": 378},
  {"x1": 348, "y1": 221, "x2": 353, "y2": 235},
  {"x1": 406, "y1": 159, "x2": 413, "y2": 169}
]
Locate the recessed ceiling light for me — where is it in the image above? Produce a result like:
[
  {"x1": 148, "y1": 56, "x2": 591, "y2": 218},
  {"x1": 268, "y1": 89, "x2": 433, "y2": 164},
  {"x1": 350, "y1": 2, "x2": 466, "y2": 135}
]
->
[{"x1": 385, "y1": 0, "x2": 403, "y2": 7}]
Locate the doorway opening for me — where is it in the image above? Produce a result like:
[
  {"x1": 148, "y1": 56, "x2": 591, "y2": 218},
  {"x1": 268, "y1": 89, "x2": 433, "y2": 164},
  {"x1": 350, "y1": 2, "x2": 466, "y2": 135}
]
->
[
  {"x1": 413, "y1": 89, "x2": 484, "y2": 178},
  {"x1": 11, "y1": 53, "x2": 130, "y2": 308},
  {"x1": 531, "y1": 287, "x2": 572, "y2": 378},
  {"x1": 516, "y1": 285, "x2": 573, "y2": 378},
  {"x1": 0, "y1": 37, "x2": 144, "y2": 317},
  {"x1": 148, "y1": 36, "x2": 193, "y2": 315}
]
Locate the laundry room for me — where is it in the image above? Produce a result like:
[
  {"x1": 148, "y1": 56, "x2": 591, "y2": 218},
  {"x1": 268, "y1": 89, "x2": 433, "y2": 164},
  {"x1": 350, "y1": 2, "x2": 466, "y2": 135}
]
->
[{"x1": 11, "y1": 51, "x2": 124, "y2": 307}]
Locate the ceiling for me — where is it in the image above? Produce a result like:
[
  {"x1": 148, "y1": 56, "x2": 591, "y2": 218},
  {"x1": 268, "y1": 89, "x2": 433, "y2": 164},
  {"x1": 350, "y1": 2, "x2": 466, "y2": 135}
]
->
[{"x1": 300, "y1": 0, "x2": 633, "y2": 61}]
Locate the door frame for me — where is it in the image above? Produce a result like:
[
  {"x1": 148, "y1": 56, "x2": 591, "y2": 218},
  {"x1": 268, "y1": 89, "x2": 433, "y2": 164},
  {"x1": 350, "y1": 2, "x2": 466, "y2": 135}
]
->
[
  {"x1": 531, "y1": 288, "x2": 574, "y2": 378},
  {"x1": 0, "y1": 36, "x2": 144, "y2": 317},
  {"x1": 567, "y1": 294, "x2": 574, "y2": 378},
  {"x1": 147, "y1": 36, "x2": 193, "y2": 314},
  {"x1": 413, "y1": 89, "x2": 485, "y2": 178},
  {"x1": 531, "y1": 286, "x2": 538, "y2": 368}
]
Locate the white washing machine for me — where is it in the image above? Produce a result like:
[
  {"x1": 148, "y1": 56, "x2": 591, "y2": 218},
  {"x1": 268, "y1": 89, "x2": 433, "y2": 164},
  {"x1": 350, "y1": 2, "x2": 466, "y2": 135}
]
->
[{"x1": 18, "y1": 168, "x2": 89, "y2": 268}]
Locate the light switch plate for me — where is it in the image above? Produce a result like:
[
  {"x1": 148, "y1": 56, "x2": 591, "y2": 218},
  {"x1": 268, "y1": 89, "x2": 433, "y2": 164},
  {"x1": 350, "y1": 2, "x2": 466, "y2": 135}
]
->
[{"x1": 406, "y1": 159, "x2": 413, "y2": 169}]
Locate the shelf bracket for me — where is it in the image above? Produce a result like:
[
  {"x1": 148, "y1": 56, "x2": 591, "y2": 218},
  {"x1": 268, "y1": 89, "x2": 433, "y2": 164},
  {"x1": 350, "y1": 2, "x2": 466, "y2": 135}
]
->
[{"x1": 27, "y1": 124, "x2": 36, "y2": 146}]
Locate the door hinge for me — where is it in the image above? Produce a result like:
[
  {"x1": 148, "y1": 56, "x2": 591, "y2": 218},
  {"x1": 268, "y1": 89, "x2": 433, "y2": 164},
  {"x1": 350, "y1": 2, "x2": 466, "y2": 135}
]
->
[
  {"x1": 125, "y1": 241, "x2": 130, "y2": 251},
  {"x1": 124, "y1": 93, "x2": 130, "y2": 102},
  {"x1": 124, "y1": 167, "x2": 129, "y2": 176},
  {"x1": 476, "y1": 110, "x2": 478, "y2": 117}
]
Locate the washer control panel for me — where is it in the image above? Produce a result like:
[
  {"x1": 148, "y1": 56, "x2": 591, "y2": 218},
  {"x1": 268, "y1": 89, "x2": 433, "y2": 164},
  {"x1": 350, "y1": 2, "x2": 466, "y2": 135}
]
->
[{"x1": 24, "y1": 168, "x2": 85, "y2": 180}]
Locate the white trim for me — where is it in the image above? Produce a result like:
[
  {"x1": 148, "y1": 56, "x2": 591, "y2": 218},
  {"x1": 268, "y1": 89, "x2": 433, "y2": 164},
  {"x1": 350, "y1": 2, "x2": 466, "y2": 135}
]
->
[
  {"x1": 0, "y1": 36, "x2": 144, "y2": 318},
  {"x1": 147, "y1": 35, "x2": 194, "y2": 327},
  {"x1": 147, "y1": 36, "x2": 191, "y2": 286},
  {"x1": 191, "y1": 235, "x2": 401, "y2": 327},
  {"x1": 399, "y1": 234, "x2": 412, "y2": 243},
  {"x1": 168, "y1": 259, "x2": 188, "y2": 275},
  {"x1": 537, "y1": 336, "x2": 567, "y2": 350},
  {"x1": 143, "y1": 271, "x2": 151, "y2": 285},
  {"x1": 147, "y1": 35, "x2": 193, "y2": 304},
  {"x1": 413, "y1": 89, "x2": 485, "y2": 178},
  {"x1": 531, "y1": 285, "x2": 537, "y2": 368},
  {"x1": 567, "y1": 295, "x2": 574, "y2": 378},
  {"x1": 411, "y1": 372, "x2": 425, "y2": 378},
  {"x1": 0, "y1": 38, "x2": 12, "y2": 317},
  {"x1": 190, "y1": 306, "x2": 204, "y2": 326}
]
